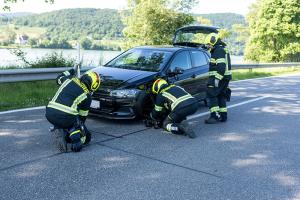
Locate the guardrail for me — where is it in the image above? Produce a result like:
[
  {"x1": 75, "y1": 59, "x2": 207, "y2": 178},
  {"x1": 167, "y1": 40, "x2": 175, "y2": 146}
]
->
[
  {"x1": 0, "y1": 63, "x2": 300, "y2": 83},
  {"x1": 0, "y1": 67, "x2": 94, "y2": 83}
]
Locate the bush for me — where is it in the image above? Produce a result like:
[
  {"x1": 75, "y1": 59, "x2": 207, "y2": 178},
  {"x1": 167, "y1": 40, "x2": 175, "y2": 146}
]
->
[{"x1": 9, "y1": 48, "x2": 76, "y2": 68}]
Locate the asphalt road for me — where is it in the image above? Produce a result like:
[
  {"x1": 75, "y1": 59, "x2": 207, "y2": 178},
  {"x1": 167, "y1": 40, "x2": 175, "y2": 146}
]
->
[{"x1": 1, "y1": 74, "x2": 300, "y2": 200}]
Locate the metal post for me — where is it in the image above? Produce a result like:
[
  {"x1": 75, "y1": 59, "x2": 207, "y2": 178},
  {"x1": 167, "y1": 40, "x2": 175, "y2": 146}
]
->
[{"x1": 77, "y1": 41, "x2": 81, "y2": 78}]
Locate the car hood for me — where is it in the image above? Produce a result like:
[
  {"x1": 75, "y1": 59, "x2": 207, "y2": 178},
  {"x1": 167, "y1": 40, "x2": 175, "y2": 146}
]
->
[{"x1": 91, "y1": 66, "x2": 157, "y2": 89}]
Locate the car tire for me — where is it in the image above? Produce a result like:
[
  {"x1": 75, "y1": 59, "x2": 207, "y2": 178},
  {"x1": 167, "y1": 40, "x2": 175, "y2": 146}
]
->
[{"x1": 134, "y1": 91, "x2": 154, "y2": 119}]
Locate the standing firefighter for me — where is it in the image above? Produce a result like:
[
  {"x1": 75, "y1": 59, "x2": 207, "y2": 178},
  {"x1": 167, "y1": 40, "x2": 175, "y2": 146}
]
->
[
  {"x1": 149, "y1": 78, "x2": 198, "y2": 138},
  {"x1": 45, "y1": 71, "x2": 100, "y2": 152},
  {"x1": 204, "y1": 33, "x2": 232, "y2": 124}
]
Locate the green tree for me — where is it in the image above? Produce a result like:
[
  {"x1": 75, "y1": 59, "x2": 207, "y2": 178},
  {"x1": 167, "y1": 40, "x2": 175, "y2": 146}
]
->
[
  {"x1": 80, "y1": 37, "x2": 92, "y2": 50},
  {"x1": 245, "y1": 0, "x2": 300, "y2": 62},
  {"x1": 123, "y1": 0, "x2": 194, "y2": 49}
]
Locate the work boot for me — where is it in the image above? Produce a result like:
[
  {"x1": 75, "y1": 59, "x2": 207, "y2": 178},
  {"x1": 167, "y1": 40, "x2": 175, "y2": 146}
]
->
[
  {"x1": 220, "y1": 112, "x2": 227, "y2": 122},
  {"x1": 53, "y1": 128, "x2": 68, "y2": 153},
  {"x1": 179, "y1": 120, "x2": 196, "y2": 138},
  {"x1": 205, "y1": 112, "x2": 221, "y2": 124}
]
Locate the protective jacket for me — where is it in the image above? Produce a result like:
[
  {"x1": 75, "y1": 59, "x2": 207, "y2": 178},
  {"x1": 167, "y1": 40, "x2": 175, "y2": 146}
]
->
[
  {"x1": 56, "y1": 69, "x2": 75, "y2": 85},
  {"x1": 151, "y1": 85, "x2": 197, "y2": 120},
  {"x1": 209, "y1": 41, "x2": 232, "y2": 81},
  {"x1": 47, "y1": 77, "x2": 91, "y2": 121}
]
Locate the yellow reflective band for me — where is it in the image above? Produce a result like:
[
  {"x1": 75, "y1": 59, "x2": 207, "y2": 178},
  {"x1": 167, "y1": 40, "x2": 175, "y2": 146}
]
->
[
  {"x1": 48, "y1": 101, "x2": 78, "y2": 115},
  {"x1": 63, "y1": 71, "x2": 70, "y2": 76},
  {"x1": 162, "y1": 92, "x2": 177, "y2": 103},
  {"x1": 79, "y1": 109, "x2": 89, "y2": 116},
  {"x1": 210, "y1": 106, "x2": 220, "y2": 113},
  {"x1": 72, "y1": 78, "x2": 89, "y2": 94},
  {"x1": 71, "y1": 93, "x2": 87, "y2": 110},
  {"x1": 224, "y1": 70, "x2": 232, "y2": 75},
  {"x1": 166, "y1": 124, "x2": 172, "y2": 132},
  {"x1": 208, "y1": 71, "x2": 223, "y2": 80},
  {"x1": 219, "y1": 107, "x2": 227, "y2": 112},
  {"x1": 70, "y1": 130, "x2": 80, "y2": 136},
  {"x1": 210, "y1": 58, "x2": 217, "y2": 64},
  {"x1": 52, "y1": 79, "x2": 72, "y2": 102},
  {"x1": 216, "y1": 58, "x2": 226, "y2": 64},
  {"x1": 155, "y1": 105, "x2": 163, "y2": 111},
  {"x1": 171, "y1": 94, "x2": 194, "y2": 110}
]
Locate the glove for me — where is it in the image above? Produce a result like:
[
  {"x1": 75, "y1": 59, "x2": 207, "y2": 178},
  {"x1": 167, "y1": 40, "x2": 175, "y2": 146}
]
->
[
  {"x1": 144, "y1": 118, "x2": 154, "y2": 127},
  {"x1": 71, "y1": 141, "x2": 82, "y2": 152}
]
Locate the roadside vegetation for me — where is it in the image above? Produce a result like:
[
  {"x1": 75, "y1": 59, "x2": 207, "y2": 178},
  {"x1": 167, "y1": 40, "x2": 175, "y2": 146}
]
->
[{"x1": 1, "y1": 67, "x2": 300, "y2": 112}]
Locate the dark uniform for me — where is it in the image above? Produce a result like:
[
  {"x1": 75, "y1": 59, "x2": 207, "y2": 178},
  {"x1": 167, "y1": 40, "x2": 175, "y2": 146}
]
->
[
  {"x1": 151, "y1": 82, "x2": 198, "y2": 138},
  {"x1": 206, "y1": 37, "x2": 232, "y2": 123},
  {"x1": 45, "y1": 70, "x2": 100, "y2": 152}
]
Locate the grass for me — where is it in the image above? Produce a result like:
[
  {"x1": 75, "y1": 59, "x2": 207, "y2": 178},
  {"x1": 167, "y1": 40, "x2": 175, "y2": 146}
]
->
[
  {"x1": 0, "y1": 67, "x2": 300, "y2": 112},
  {"x1": 232, "y1": 67, "x2": 300, "y2": 81},
  {"x1": 0, "y1": 80, "x2": 57, "y2": 111}
]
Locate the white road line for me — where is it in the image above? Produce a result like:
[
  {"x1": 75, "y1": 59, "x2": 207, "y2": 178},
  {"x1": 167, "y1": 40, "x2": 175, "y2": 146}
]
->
[
  {"x1": 188, "y1": 96, "x2": 268, "y2": 120},
  {"x1": 0, "y1": 106, "x2": 45, "y2": 115}
]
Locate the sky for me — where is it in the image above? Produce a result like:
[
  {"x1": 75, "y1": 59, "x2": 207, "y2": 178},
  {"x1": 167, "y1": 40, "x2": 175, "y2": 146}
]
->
[{"x1": 0, "y1": 0, "x2": 257, "y2": 15}]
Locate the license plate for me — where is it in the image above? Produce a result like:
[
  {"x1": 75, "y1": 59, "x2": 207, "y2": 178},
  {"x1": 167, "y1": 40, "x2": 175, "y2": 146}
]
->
[{"x1": 90, "y1": 100, "x2": 100, "y2": 109}]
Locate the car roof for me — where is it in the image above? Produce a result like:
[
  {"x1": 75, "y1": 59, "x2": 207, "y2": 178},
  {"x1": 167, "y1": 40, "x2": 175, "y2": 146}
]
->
[{"x1": 175, "y1": 25, "x2": 219, "y2": 34}]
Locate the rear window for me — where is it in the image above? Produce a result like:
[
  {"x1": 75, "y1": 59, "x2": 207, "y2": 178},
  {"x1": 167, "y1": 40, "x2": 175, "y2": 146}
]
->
[{"x1": 105, "y1": 49, "x2": 172, "y2": 72}]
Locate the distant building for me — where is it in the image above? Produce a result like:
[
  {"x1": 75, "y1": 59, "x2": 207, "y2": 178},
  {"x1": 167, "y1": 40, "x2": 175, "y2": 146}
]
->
[{"x1": 15, "y1": 34, "x2": 29, "y2": 45}]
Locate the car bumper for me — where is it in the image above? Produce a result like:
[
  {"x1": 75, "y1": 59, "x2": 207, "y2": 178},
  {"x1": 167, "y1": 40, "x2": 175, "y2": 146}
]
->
[{"x1": 89, "y1": 97, "x2": 137, "y2": 119}]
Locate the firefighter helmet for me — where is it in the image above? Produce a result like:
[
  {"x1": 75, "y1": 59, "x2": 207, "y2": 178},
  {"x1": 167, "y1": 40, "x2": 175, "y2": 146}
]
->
[
  {"x1": 80, "y1": 71, "x2": 101, "y2": 92},
  {"x1": 205, "y1": 33, "x2": 219, "y2": 46},
  {"x1": 152, "y1": 78, "x2": 168, "y2": 94}
]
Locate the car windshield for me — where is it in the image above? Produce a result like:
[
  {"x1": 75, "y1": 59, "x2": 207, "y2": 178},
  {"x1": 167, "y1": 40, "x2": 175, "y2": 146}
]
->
[{"x1": 105, "y1": 49, "x2": 172, "y2": 72}]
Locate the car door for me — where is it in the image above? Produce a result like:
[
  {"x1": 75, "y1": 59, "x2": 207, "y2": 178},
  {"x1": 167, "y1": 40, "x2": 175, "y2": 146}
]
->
[
  {"x1": 189, "y1": 50, "x2": 210, "y2": 99},
  {"x1": 167, "y1": 50, "x2": 198, "y2": 95}
]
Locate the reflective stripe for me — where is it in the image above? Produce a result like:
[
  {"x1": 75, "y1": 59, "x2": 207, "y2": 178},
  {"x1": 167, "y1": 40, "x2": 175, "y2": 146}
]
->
[
  {"x1": 162, "y1": 92, "x2": 177, "y2": 103},
  {"x1": 166, "y1": 123, "x2": 172, "y2": 132},
  {"x1": 219, "y1": 107, "x2": 227, "y2": 112},
  {"x1": 48, "y1": 101, "x2": 78, "y2": 115},
  {"x1": 210, "y1": 106, "x2": 220, "y2": 113},
  {"x1": 52, "y1": 79, "x2": 72, "y2": 102},
  {"x1": 216, "y1": 58, "x2": 226, "y2": 64},
  {"x1": 208, "y1": 71, "x2": 223, "y2": 80},
  {"x1": 70, "y1": 130, "x2": 80, "y2": 137},
  {"x1": 225, "y1": 70, "x2": 232, "y2": 75},
  {"x1": 154, "y1": 105, "x2": 163, "y2": 111},
  {"x1": 71, "y1": 93, "x2": 87, "y2": 110},
  {"x1": 79, "y1": 110, "x2": 89, "y2": 116},
  {"x1": 63, "y1": 71, "x2": 70, "y2": 76},
  {"x1": 210, "y1": 58, "x2": 216, "y2": 64},
  {"x1": 171, "y1": 94, "x2": 194, "y2": 110},
  {"x1": 72, "y1": 78, "x2": 89, "y2": 94}
]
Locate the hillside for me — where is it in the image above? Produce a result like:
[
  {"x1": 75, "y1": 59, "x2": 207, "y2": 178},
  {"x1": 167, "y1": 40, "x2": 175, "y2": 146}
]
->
[{"x1": 0, "y1": 9, "x2": 247, "y2": 54}]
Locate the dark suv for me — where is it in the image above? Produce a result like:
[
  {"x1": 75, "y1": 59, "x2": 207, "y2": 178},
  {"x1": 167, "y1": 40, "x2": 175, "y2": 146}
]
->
[{"x1": 89, "y1": 25, "x2": 219, "y2": 119}]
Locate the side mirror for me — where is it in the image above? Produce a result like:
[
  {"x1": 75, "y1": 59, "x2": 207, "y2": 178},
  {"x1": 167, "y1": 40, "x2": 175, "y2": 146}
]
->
[{"x1": 167, "y1": 67, "x2": 183, "y2": 77}]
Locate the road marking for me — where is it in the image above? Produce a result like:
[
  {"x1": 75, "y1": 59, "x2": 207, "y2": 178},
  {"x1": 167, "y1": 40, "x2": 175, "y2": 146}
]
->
[
  {"x1": 0, "y1": 106, "x2": 45, "y2": 115},
  {"x1": 188, "y1": 96, "x2": 268, "y2": 120}
]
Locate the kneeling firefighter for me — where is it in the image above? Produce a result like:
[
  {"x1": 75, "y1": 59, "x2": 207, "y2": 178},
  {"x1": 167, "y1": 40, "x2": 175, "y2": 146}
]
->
[
  {"x1": 149, "y1": 78, "x2": 198, "y2": 138},
  {"x1": 45, "y1": 71, "x2": 101, "y2": 152}
]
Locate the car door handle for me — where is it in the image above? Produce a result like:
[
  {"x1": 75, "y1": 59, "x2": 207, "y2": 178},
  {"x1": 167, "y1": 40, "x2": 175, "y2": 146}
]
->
[{"x1": 191, "y1": 74, "x2": 196, "y2": 78}]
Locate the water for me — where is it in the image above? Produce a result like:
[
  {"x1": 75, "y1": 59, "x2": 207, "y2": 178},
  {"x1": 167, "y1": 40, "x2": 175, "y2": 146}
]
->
[
  {"x1": 0, "y1": 48, "x2": 244, "y2": 68},
  {"x1": 0, "y1": 48, "x2": 122, "y2": 68}
]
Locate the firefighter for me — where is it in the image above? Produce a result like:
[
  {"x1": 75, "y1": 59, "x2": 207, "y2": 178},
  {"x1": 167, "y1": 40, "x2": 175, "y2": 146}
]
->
[
  {"x1": 149, "y1": 78, "x2": 198, "y2": 138},
  {"x1": 56, "y1": 68, "x2": 76, "y2": 85},
  {"x1": 204, "y1": 33, "x2": 232, "y2": 124},
  {"x1": 45, "y1": 71, "x2": 101, "y2": 152}
]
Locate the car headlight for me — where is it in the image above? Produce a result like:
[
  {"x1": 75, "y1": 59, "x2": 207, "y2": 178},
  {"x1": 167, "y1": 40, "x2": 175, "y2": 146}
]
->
[{"x1": 109, "y1": 89, "x2": 141, "y2": 98}]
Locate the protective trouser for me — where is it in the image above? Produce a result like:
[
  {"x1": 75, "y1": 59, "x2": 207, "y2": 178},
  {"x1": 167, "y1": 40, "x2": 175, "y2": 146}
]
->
[
  {"x1": 206, "y1": 78, "x2": 230, "y2": 120},
  {"x1": 46, "y1": 108, "x2": 83, "y2": 144},
  {"x1": 162, "y1": 103, "x2": 198, "y2": 134}
]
